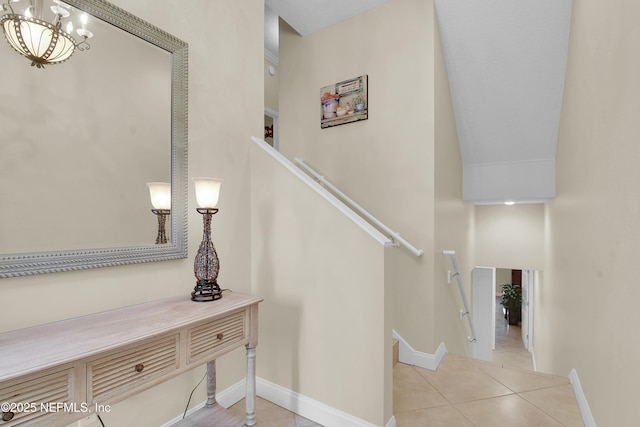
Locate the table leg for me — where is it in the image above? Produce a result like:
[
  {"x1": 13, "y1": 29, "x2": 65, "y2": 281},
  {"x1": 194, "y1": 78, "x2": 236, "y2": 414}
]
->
[
  {"x1": 245, "y1": 346, "x2": 256, "y2": 426},
  {"x1": 206, "y1": 361, "x2": 217, "y2": 407}
]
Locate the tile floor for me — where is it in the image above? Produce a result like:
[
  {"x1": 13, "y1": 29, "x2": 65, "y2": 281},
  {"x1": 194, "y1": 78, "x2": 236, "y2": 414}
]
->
[
  {"x1": 393, "y1": 300, "x2": 583, "y2": 426},
  {"x1": 228, "y1": 301, "x2": 583, "y2": 426},
  {"x1": 227, "y1": 397, "x2": 323, "y2": 427}
]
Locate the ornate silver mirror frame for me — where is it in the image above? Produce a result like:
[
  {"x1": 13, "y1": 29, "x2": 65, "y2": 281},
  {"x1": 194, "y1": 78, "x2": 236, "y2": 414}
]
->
[{"x1": 0, "y1": 0, "x2": 188, "y2": 278}]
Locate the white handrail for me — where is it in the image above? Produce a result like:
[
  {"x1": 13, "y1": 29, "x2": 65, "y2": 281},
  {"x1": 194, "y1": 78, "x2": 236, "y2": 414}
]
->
[
  {"x1": 295, "y1": 157, "x2": 423, "y2": 257},
  {"x1": 251, "y1": 137, "x2": 392, "y2": 247},
  {"x1": 443, "y1": 250, "x2": 476, "y2": 343}
]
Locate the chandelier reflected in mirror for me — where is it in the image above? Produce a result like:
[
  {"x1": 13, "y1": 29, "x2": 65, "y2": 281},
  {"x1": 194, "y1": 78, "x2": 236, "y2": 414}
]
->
[{"x1": 0, "y1": 0, "x2": 93, "y2": 68}]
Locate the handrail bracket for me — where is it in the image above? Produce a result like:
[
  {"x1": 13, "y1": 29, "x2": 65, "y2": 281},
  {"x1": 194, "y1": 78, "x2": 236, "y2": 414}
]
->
[{"x1": 443, "y1": 250, "x2": 477, "y2": 344}]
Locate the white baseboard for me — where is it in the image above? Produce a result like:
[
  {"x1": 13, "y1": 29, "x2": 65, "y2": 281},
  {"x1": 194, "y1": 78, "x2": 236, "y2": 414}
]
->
[
  {"x1": 166, "y1": 378, "x2": 393, "y2": 427},
  {"x1": 216, "y1": 379, "x2": 247, "y2": 408},
  {"x1": 568, "y1": 369, "x2": 596, "y2": 427},
  {"x1": 392, "y1": 330, "x2": 447, "y2": 371},
  {"x1": 257, "y1": 377, "x2": 392, "y2": 427},
  {"x1": 160, "y1": 380, "x2": 245, "y2": 427},
  {"x1": 531, "y1": 348, "x2": 537, "y2": 372},
  {"x1": 160, "y1": 402, "x2": 207, "y2": 427},
  {"x1": 385, "y1": 415, "x2": 397, "y2": 427}
]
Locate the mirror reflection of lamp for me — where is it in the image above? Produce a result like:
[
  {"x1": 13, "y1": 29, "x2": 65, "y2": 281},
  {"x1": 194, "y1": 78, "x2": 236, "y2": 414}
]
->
[
  {"x1": 192, "y1": 177, "x2": 223, "y2": 302},
  {"x1": 146, "y1": 182, "x2": 171, "y2": 244}
]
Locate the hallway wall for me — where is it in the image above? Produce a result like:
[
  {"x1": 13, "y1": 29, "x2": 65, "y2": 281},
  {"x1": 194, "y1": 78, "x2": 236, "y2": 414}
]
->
[
  {"x1": 278, "y1": 0, "x2": 439, "y2": 354},
  {"x1": 434, "y1": 19, "x2": 476, "y2": 356},
  {"x1": 250, "y1": 141, "x2": 391, "y2": 425},
  {"x1": 264, "y1": 59, "x2": 279, "y2": 112},
  {"x1": 539, "y1": 0, "x2": 640, "y2": 424},
  {"x1": 474, "y1": 204, "x2": 544, "y2": 270},
  {"x1": 496, "y1": 268, "x2": 511, "y2": 293},
  {"x1": 0, "y1": 1, "x2": 263, "y2": 426}
]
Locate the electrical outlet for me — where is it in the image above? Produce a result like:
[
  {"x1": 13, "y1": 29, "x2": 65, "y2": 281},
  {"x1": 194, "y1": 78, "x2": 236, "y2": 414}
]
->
[
  {"x1": 460, "y1": 309, "x2": 465, "y2": 320},
  {"x1": 448, "y1": 270, "x2": 453, "y2": 283}
]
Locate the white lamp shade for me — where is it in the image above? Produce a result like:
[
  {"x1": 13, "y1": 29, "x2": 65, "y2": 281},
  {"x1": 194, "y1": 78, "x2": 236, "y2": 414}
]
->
[
  {"x1": 146, "y1": 182, "x2": 171, "y2": 210},
  {"x1": 194, "y1": 177, "x2": 222, "y2": 208},
  {"x1": 1, "y1": 16, "x2": 76, "y2": 65}
]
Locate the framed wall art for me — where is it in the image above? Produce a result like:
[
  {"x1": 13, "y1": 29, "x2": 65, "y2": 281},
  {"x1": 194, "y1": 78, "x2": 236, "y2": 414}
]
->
[{"x1": 320, "y1": 75, "x2": 368, "y2": 129}]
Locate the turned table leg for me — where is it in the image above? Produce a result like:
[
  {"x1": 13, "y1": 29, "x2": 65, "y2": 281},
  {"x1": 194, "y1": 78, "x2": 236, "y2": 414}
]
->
[
  {"x1": 206, "y1": 361, "x2": 217, "y2": 407},
  {"x1": 245, "y1": 345, "x2": 256, "y2": 426}
]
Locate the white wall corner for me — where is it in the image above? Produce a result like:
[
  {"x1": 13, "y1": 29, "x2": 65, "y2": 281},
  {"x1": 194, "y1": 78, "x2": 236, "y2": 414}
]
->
[
  {"x1": 392, "y1": 330, "x2": 448, "y2": 371},
  {"x1": 256, "y1": 377, "x2": 383, "y2": 427},
  {"x1": 264, "y1": 48, "x2": 279, "y2": 66},
  {"x1": 568, "y1": 368, "x2": 597, "y2": 427},
  {"x1": 216, "y1": 379, "x2": 247, "y2": 408}
]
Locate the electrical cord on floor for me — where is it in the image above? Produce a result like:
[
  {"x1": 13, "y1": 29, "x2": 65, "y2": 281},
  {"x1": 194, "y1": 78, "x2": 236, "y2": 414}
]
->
[
  {"x1": 182, "y1": 372, "x2": 207, "y2": 419},
  {"x1": 97, "y1": 414, "x2": 106, "y2": 427}
]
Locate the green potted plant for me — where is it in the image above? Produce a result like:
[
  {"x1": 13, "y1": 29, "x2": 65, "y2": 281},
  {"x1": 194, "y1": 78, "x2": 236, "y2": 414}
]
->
[
  {"x1": 352, "y1": 93, "x2": 366, "y2": 112},
  {"x1": 500, "y1": 283, "x2": 522, "y2": 325}
]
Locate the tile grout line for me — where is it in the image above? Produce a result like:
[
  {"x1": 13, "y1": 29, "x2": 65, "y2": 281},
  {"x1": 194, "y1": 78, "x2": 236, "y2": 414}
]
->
[
  {"x1": 517, "y1": 387, "x2": 574, "y2": 427},
  {"x1": 408, "y1": 364, "x2": 456, "y2": 407},
  {"x1": 413, "y1": 363, "x2": 519, "y2": 406},
  {"x1": 394, "y1": 357, "x2": 582, "y2": 426}
]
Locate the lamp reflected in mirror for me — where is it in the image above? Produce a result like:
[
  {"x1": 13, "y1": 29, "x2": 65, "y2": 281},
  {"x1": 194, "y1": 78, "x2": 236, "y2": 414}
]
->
[
  {"x1": 146, "y1": 182, "x2": 171, "y2": 245},
  {"x1": 192, "y1": 177, "x2": 223, "y2": 302}
]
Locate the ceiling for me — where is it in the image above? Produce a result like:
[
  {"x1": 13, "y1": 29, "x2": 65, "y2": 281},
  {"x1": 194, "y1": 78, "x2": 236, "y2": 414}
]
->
[
  {"x1": 266, "y1": 0, "x2": 572, "y2": 205},
  {"x1": 435, "y1": 0, "x2": 572, "y2": 204},
  {"x1": 265, "y1": 0, "x2": 389, "y2": 37}
]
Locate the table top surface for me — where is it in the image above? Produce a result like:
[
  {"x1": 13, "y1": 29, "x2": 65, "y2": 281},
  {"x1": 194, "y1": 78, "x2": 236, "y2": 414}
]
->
[{"x1": 0, "y1": 291, "x2": 262, "y2": 381}]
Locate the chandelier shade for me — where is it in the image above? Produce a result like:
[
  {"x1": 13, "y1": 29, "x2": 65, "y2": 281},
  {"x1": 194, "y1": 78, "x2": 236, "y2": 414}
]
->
[
  {"x1": 1, "y1": 14, "x2": 75, "y2": 67},
  {"x1": 0, "y1": 0, "x2": 92, "y2": 68}
]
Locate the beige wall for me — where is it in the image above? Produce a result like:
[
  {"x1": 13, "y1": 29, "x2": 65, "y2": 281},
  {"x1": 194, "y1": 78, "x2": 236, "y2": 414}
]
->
[
  {"x1": 433, "y1": 19, "x2": 476, "y2": 356},
  {"x1": 538, "y1": 0, "x2": 640, "y2": 424},
  {"x1": 474, "y1": 204, "x2": 545, "y2": 271},
  {"x1": 0, "y1": 1, "x2": 263, "y2": 426},
  {"x1": 278, "y1": 0, "x2": 439, "y2": 354},
  {"x1": 495, "y1": 268, "x2": 511, "y2": 293},
  {"x1": 250, "y1": 141, "x2": 391, "y2": 425},
  {"x1": 264, "y1": 58, "x2": 279, "y2": 112}
]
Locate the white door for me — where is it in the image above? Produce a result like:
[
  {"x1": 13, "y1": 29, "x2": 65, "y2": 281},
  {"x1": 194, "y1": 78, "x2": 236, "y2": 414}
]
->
[
  {"x1": 521, "y1": 269, "x2": 534, "y2": 351},
  {"x1": 471, "y1": 267, "x2": 496, "y2": 361}
]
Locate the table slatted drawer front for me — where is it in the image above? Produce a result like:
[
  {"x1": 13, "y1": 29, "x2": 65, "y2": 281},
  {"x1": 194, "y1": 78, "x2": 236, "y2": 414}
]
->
[
  {"x1": 88, "y1": 334, "x2": 179, "y2": 404},
  {"x1": 188, "y1": 310, "x2": 246, "y2": 364},
  {"x1": 0, "y1": 368, "x2": 76, "y2": 427}
]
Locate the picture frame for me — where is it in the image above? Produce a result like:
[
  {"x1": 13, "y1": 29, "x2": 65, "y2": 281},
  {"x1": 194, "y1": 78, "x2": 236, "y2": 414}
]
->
[{"x1": 320, "y1": 75, "x2": 368, "y2": 129}]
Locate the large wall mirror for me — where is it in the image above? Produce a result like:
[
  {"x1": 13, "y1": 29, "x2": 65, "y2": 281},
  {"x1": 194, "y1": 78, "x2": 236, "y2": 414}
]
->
[{"x1": 0, "y1": 0, "x2": 188, "y2": 277}]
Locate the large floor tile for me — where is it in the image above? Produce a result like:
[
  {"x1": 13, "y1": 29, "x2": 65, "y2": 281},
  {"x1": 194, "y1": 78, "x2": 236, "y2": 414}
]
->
[
  {"x1": 415, "y1": 357, "x2": 513, "y2": 403},
  {"x1": 477, "y1": 364, "x2": 569, "y2": 393},
  {"x1": 393, "y1": 363, "x2": 449, "y2": 411},
  {"x1": 492, "y1": 348, "x2": 534, "y2": 371},
  {"x1": 455, "y1": 394, "x2": 565, "y2": 427},
  {"x1": 395, "y1": 405, "x2": 473, "y2": 427},
  {"x1": 520, "y1": 384, "x2": 584, "y2": 427}
]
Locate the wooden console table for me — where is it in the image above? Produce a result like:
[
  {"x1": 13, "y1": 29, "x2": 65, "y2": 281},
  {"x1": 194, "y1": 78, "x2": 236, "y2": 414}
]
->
[{"x1": 0, "y1": 292, "x2": 262, "y2": 427}]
